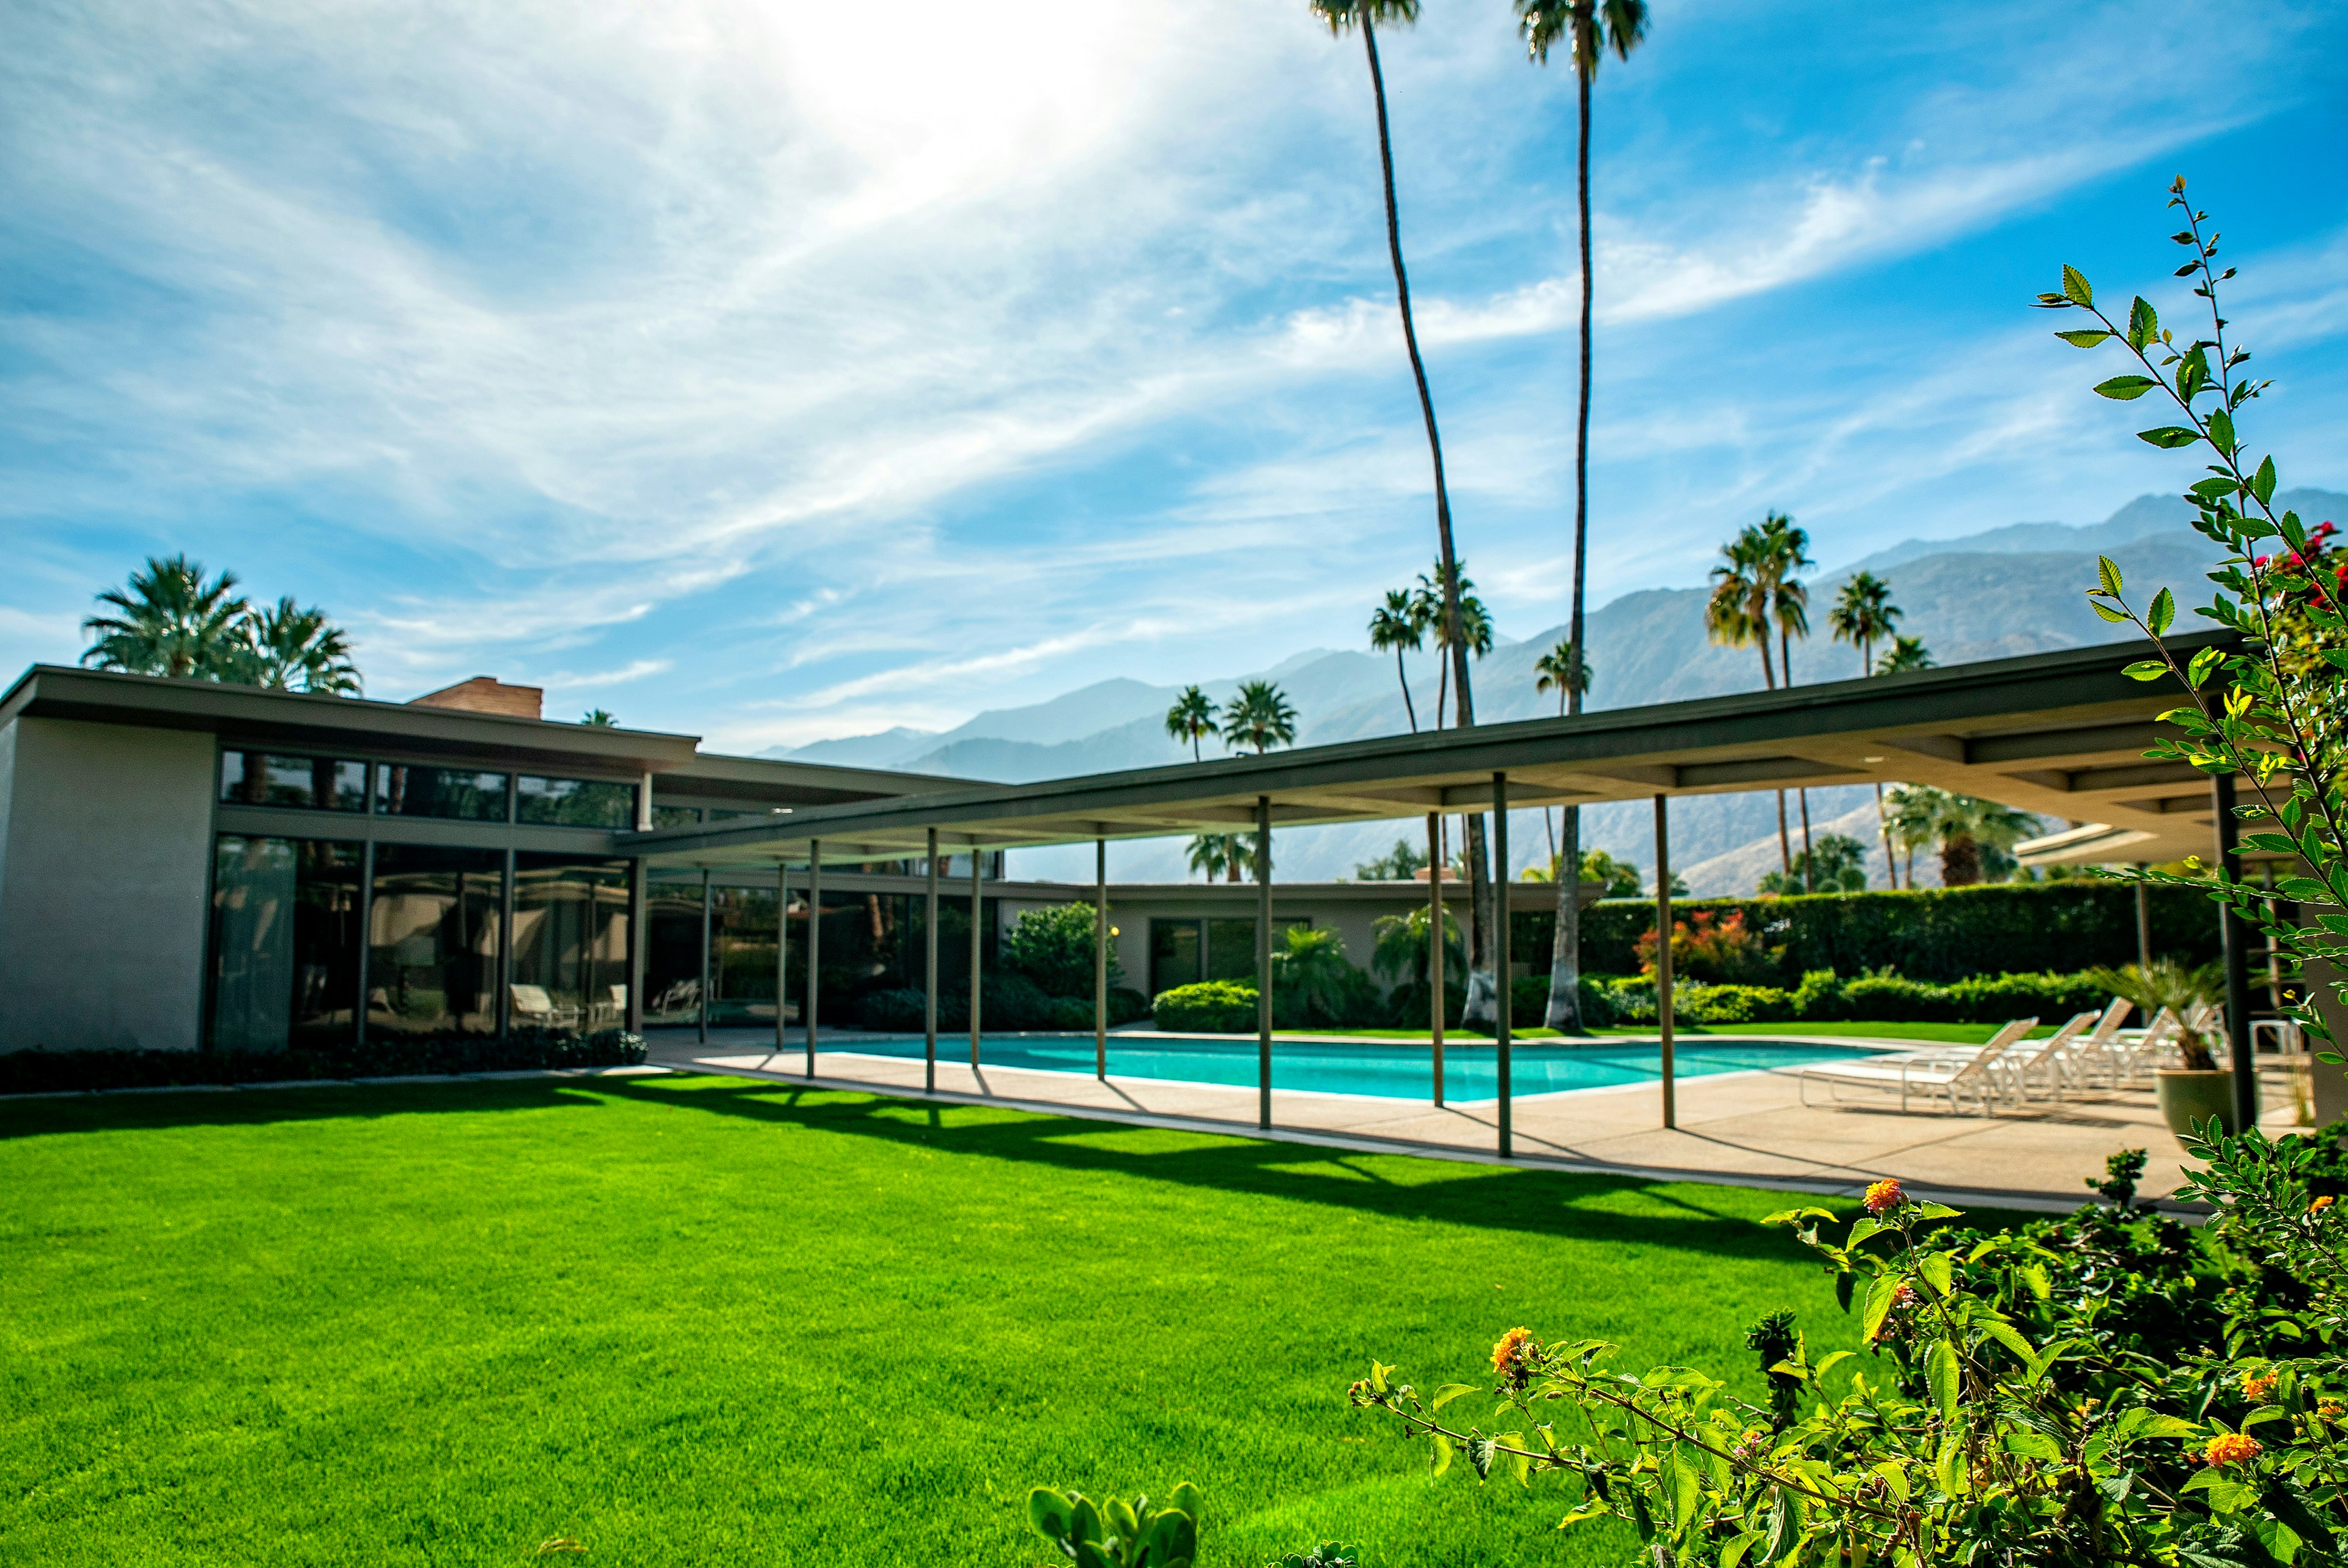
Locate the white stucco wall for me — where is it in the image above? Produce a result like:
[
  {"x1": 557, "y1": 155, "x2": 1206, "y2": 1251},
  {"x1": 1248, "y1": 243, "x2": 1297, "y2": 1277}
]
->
[{"x1": 0, "y1": 717, "x2": 216, "y2": 1052}]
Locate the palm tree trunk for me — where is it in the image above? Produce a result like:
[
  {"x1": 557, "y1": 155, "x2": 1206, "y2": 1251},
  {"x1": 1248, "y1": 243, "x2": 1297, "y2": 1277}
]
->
[
  {"x1": 1798, "y1": 789, "x2": 1814, "y2": 893},
  {"x1": 1875, "y1": 782, "x2": 1896, "y2": 889},
  {"x1": 1544, "y1": 61, "x2": 1598, "y2": 1034},
  {"x1": 1360, "y1": 15, "x2": 1491, "y2": 1025},
  {"x1": 1395, "y1": 648, "x2": 1417, "y2": 733},
  {"x1": 1757, "y1": 644, "x2": 1790, "y2": 876}
]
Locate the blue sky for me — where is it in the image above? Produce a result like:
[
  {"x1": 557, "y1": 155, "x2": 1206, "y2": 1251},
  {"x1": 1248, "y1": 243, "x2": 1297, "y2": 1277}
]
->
[{"x1": 4, "y1": 0, "x2": 2343, "y2": 751}]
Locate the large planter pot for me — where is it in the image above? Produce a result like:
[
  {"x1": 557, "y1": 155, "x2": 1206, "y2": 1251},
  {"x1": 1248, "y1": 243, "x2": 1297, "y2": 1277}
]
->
[{"x1": 2156, "y1": 1068, "x2": 2239, "y2": 1141}]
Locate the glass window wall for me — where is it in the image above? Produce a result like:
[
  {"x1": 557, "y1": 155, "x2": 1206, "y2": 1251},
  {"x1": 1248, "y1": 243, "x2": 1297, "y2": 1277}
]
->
[
  {"x1": 651, "y1": 804, "x2": 702, "y2": 828},
  {"x1": 209, "y1": 836, "x2": 364, "y2": 1050},
  {"x1": 1150, "y1": 919, "x2": 1202, "y2": 997},
  {"x1": 511, "y1": 855, "x2": 632, "y2": 1034},
  {"x1": 644, "y1": 878, "x2": 707, "y2": 1026},
  {"x1": 375, "y1": 765, "x2": 509, "y2": 822},
  {"x1": 516, "y1": 776, "x2": 637, "y2": 828},
  {"x1": 711, "y1": 885, "x2": 783, "y2": 1026},
  {"x1": 367, "y1": 845, "x2": 505, "y2": 1034},
  {"x1": 219, "y1": 752, "x2": 368, "y2": 811}
]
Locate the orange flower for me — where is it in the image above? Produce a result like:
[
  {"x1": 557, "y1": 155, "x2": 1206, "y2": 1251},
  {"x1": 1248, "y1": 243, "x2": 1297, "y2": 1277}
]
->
[
  {"x1": 2242, "y1": 1374, "x2": 2278, "y2": 1402},
  {"x1": 2203, "y1": 1432, "x2": 2262, "y2": 1468},
  {"x1": 2319, "y1": 1399, "x2": 2344, "y2": 1421},
  {"x1": 1863, "y1": 1179, "x2": 1906, "y2": 1215},
  {"x1": 2312, "y1": 1194, "x2": 2336, "y2": 1213},
  {"x1": 1492, "y1": 1327, "x2": 1538, "y2": 1384}
]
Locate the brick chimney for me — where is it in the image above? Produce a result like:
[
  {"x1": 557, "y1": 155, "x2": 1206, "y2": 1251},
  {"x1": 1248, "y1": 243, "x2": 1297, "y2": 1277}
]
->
[{"x1": 408, "y1": 676, "x2": 544, "y2": 720}]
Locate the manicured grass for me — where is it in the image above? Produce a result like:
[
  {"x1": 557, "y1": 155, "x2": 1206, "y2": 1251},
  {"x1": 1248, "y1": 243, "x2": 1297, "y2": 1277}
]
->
[
  {"x1": 0, "y1": 1076, "x2": 1870, "y2": 1566},
  {"x1": 1283, "y1": 1020, "x2": 2040, "y2": 1045}
]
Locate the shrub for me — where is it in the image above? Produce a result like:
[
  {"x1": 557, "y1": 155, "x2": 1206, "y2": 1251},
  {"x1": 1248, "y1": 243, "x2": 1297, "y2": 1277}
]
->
[
  {"x1": 1633, "y1": 908, "x2": 1782, "y2": 985},
  {"x1": 0, "y1": 1028, "x2": 646, "y2": 1095},
  {"x1": 1677, "y1": 984, "x2": 1796, "y2": 1025},
  {"x1": 1000, "y1": 903, "x2": 1124, "y2": 997},
  {"x1": 1153, "y1": 981, "x2": 1259, "y2": 1033}
]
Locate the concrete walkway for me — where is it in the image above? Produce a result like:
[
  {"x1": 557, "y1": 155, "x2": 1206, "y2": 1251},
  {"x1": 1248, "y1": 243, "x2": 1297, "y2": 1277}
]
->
[{"x1": 649, "y1": 1028, "x2": 2308, "y2": 1213}]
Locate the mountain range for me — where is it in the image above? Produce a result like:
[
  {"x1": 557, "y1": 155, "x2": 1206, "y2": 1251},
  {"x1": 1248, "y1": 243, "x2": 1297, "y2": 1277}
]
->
[{"x1": 769, "y1": 489, "x2": 2346, "y2": 893}]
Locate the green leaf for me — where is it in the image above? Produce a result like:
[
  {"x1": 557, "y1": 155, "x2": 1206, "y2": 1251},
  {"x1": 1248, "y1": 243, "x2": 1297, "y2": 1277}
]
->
[
  {"x1": 1719, "y1": 1530, "x2": 1763, "y2": 1568},
  {"x1": 1934, "y1": 1434, "x2": 1966, "y2": 1498},
  {"x1": 2187, "y1": 644, "x2": 2227, "y2": 687},
  {"x1": 1500, "y1": 1432, "x2": 1532, "y2": 1488},
  {"x1": 1430, "y1": 1384, "x2": 1475, "y2": 1412},
  {"x1": 2003, "y1": 1430, "x2": 2063, "y2": 1462},
  {"x1": 2138, "y1": 425, "x2": 2201, "y2": 449},
  {"x1": 1862, "y1": 1274, "x2": 1900, "y2": 1344},
  {"x1": 1468, "y1": 1436, "x2": 1497, "y2": 1481},
  {"x1": 2278, "y1": 877, "x2": 2333, "y2": 904},
  {"x1": 1107, "y1": 1497, "x2": 1140, "y2": 1542},
  {"x1": 1911, "y1": 1202, "x2": 1962, "y2": 1220},
  {"x1": 2054, "y1": 328, "x2": 2110, "y2": 347},
  {"x1": 2094, "y1": 374, "x2": 2159, "y2": 401},
  {"x1": 2123, "y1": 659, "x2": 2169, "y2": 681},
  {"x1": 1074, "y1": 1540, "x2": 1115, "y2": 1568},
  {"x1": 2061, "y1": 265, "x2": 2092, "y2": 307},
  {"x1": 2149, "y1": 587, "x2": 2176, "y2": 635},
  {"x1": 2127, "y1": 295, "x2": 2158, "y2": 349},
  {"x1": 2209, "y1": 408, "x2": 2237, "y2": 453},
  {"x1": 1760, "y1": 1490, "x2": 1795, "y2": 1564},
  {"x1": 2091, "y1": 600, "x2": 2130, "y2": 622},
  {"x1": 1368, "y1": 1361, "x2": 1391, "y2": 1394},
  {"x1": 1918, "y1": 1252, "x2": 1954, "y2": 1298},
  {"x1": 1667, "y1": 1452, "x2": 1700, "y2": 1528},
  {"x1": 1167, "y1": 1482, "x2": 1204, "y2": 1525},
  {"x1": 2252, "y1": 455, "x2": 2278, "y2": 504},
  {"x1": 1926, "y1": 1339, "x2": 1960, "y2": 1420},
  {"x1": 1031, "y1": 1488, "x2": 1077, "y2": 1542},
  {"x1": 1980, "y1": 1318, "x2": 2036, "y2": 1363},
  {"x1": 1811, "y1": 1350, "x2": 1855, "y2": 1388},
  {"x1": 2097, "y1": 555, "x2": 2125, "y2": 595},
  {"x1": 1431, "y1": 1432, "x2": 1454, "y2": 1479}
]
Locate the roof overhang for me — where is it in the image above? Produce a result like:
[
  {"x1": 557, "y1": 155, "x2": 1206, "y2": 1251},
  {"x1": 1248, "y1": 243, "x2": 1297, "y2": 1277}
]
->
[{"x1": 626, "y1": 633, "x2": 2251, "y2": 870}]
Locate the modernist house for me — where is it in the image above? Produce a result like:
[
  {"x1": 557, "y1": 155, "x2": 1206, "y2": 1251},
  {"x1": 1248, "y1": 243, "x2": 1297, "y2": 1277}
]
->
[{"x1": 0, "y1": 665, "x2": 1505, "y2": 1056}]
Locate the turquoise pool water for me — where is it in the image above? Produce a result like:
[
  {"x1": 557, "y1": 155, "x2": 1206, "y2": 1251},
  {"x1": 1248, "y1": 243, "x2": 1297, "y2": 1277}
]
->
[{"x1": 825, "y1": 1032, "x2": 1877, "y2": 1102}]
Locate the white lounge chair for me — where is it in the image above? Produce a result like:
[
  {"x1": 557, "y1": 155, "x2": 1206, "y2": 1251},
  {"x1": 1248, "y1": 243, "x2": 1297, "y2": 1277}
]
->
[
  {"x1": 2108, "y1": 1007, "x2": 2178, "y2": 1083},
  {"x1": 1798, "y1": 1020, "x2": 2032, "y2": 1114},
  {"x1": 1995, "y1": 1010, "x2": 2100, "y2": 1102},
  {"x1": 2063, "y1": 998, "x2": 2135, "y2": 1088},
  {"x1": 1867, "y1": 1015, "x2": 2039, "y2": 1066},
  {"x1": 509, "y1": 982, "x2": 582, "y2": 1029}
]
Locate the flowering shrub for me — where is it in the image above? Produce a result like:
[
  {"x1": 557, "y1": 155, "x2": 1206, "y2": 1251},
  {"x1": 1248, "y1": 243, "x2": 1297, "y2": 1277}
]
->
[
  {"x1": 1348, "y1": 1124, "x2": 2348, "y2": 1565},
  {"x1": 1636, "y1": 909, "x2": 1782, "y2": 985}
]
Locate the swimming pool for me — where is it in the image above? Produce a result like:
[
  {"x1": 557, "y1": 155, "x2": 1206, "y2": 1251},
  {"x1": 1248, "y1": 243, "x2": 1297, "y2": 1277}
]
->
[{"x1": 821, "y1": 1032, "x2": 1877, "y2": 1102}]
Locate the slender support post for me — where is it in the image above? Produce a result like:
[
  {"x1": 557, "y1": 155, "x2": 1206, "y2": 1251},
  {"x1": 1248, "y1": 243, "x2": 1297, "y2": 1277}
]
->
[
  {"x1": 970, "y1": 851, "x2": 983, "y2": 1070},
  {"x1": 1655, "y1": 794, "x2": 1676, "y2": 1130},
  {"x1": 626, "y1": 858, "x2": 647, "y2": 1037},
  {"x1": 2214, "y1": 775, "x2": 2256, "y2": 1132},
  {"x1": 925, "y1": 829, "x2": 939, "y2": 1094},
  {"x1": 1428, "y1": 809, "x2": 1444, "y2": 1106},
  {"x1": 498, "y1": 848, "x2": 517, "y2": 1043},
  {"x1": 636, "y1": 771, "x2": 654, "y2": 832},
  {"x1": 805, "y1": 842, "x2": 821, "y2": 1077},
  {"x1": 1094, "y1": 837, "x2": 1109, "y2": 1080},
  {"x1": 789, "y1": 864, "x2": 798, "y2": 1061},
  {"x1": 2135, "y1": 866, "x2": 2153, "y2": 972},
  {"x1": 1493, "y1": 773, "x2": 1511, "y2": 1158},
  {"x1": 696, "y1": 867, "x2": 711, "y2": 1045},
  {"x1": 1257, "y1": 795, "x2": 1273, "y2": 1131}
]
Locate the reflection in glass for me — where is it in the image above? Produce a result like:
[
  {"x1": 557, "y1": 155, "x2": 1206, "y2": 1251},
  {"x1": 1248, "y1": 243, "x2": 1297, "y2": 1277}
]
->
[
  {"x1": 368, "y1": 845, "x2": 504, "y2": 1034},
  {"x1": 375, "y1": 765, "x2": 509, "y2": 821},
  {"x1": 1150, "y1": 919, "x2": 1202, "y2": 997},
  {"x1": 219, "y1": 752, "x2": 367, "y2": 811},
  {"x1": 516, "y1": 776, "x2": 637, "y2": 828},
  {"x1": 511, "y1": 855, "x2": 632, "y2": 1032},
  {"x1": 644, "y1": 879, "x2": 706, "y2": 1026},
  {"x1": 651, "y1": 804, "x2": 702, "y2": 828},
  {"x1": 209, "y1": 836, "x2": 363, "y2": 1050},
  {"x1": 711, "y1": 885, "x2": 782, "y2": 1026},
  {"x1": 1207, "y1": 917, "x2": 1306, "y2": 985}
]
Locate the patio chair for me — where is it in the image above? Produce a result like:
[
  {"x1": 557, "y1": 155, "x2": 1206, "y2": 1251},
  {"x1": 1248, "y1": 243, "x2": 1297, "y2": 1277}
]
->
[
  {"x1": 2108, "y1": 1006, "x2": 2177, "y2": 1083},
  {"x1": 1864, "y1": 1015, "x2": 2039, "y2": 1065},
  {"x1": 1993, "y1": 1010, "x2": 2101, "y2": 1102},
  {"x1": 2060, "y1": 998, "x2": 2135, "y2": 1089},
  {"x1": 1797, "y1": 1019, "x2": 2032, "y2": 1114},
  {"x1": 509, "y1": 982, "x2": 582, "y2": 1030}
]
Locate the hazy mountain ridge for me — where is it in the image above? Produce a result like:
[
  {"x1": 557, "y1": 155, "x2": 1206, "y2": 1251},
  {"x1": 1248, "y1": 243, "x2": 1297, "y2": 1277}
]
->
[{"x1": 767, "y1": 489, "x2": 2347, "y2": 887}]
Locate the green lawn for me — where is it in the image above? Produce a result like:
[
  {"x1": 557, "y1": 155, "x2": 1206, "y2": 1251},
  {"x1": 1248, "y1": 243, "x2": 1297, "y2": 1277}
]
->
[
  {"x1": 0, "y1": 1076, "x2": 1872, "y2": 1565},
  {"x1": 1284, "y1": 1020, "x2": 2039, "y2": 1045}
]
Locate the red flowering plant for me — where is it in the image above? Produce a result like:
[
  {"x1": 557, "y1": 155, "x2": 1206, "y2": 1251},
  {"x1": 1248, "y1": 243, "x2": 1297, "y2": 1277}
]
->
[{"x1": 1634, "y1": 909, "x2": 1782, "y2": 987}]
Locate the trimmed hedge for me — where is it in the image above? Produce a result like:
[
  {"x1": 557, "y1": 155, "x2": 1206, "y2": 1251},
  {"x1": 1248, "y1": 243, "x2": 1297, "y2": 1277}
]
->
[
  {"x1": 0, "y1": 1027, "x2": 648, "y2": 1096},
  {"x1": 1153, "y1": 981, "x2": 1260, "y2": 1033},
  {"x1": 1600, "y1": 968, "x2": 2111, "y2": 1028},
  {"x1": 1569, "y1": 881, "x2": 2219, "y2": 985}
]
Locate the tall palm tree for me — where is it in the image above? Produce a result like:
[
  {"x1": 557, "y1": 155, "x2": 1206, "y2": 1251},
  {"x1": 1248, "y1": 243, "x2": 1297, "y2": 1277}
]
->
[
  {"x1": 1532, "y1": 635, "x2": 1591, "y2": 868},
  {"x1": 1705, "y1": 528, "x2": 1793, "y2": 875},
  {"x1": 1829, "y1": 571, "x2": 1902, "y2": 887},
  {"x1": 1219, "y1": 680, "x2": 1299, "y2": 755},
  {"x1": 1186, "y1": 833, "x2": 1253, "y2": 883},
  {"x1": 1417, "y1": 561, "x2": 1491, "y2": 729},
  {"x1": 1313, "y1": 0, "x2": 1501, "y2": 1026},
  {"x1": 1877, "y1": 635, "x2": 1934, "y2": 674},
  {"x1": 1517, "y1": 0, "x2": 1648, "y2": 1034},
  {"x1": 1367, "y1": 589, "x2": 1423, "y2": 732},
  {"x1": 243, "y1": 597, "x2": 363, "y2": 695},
  {"x1": 581, "y1": 709, "x2": 618, "y2": 726},
  {"x1": 1755, "y1": 513, "x2": 1814, "y2": 889},
  {"x1": 80, "y1": 555, "x2": 250, "y2": 681},
  {"x1": 1165, "y1": 686, "x2": 1219, "y2": 762}
]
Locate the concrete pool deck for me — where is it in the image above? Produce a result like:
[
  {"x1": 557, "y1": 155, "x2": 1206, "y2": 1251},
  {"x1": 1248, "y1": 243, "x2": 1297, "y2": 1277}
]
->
[{"x1": 649, "y1": 1027, "x2": 2313, "y2": 1213}]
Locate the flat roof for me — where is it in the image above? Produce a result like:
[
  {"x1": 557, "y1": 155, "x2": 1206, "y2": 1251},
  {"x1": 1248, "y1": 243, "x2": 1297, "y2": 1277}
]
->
[{"x1": 627, "y1": 633, "x2": 2247, "y2": 869}]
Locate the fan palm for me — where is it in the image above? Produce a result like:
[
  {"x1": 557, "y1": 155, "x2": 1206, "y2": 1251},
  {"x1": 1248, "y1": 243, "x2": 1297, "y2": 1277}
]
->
[
  {"x1": 1417, "y1": 562, "x2": 1491, "y2": 729},
  {"x1": 1371, "y1": 905, "x2": 1463, "y2": 988},
  {"x1": 80, "y1": 555, "x2": 251, "y2": 681},
  {"x1": 1707, "y1": 526, "x2": 1796, "y2": 875},
  {"x1": 1885, "y1": 786, "x2": 2039, "y2": 888},
  {"x1": 1165, "y1": 685, "x2": 1219, "y2": 762},
  {"x1": 1830, "y1": 571, "x2": 1902, "y2": 887},
  {"x1": 243, "y1": 597, "x2": 363, "y2": 695},
  {"x1": 1367, "y1": 589, "x2": 1423, "y2": 732},
  {"x1": 1755, "y1": 513, "x2": 1815, "y2": 887},
  {"x1": 1219, "y1": 680, "x2": 1298, "y2": 755}
]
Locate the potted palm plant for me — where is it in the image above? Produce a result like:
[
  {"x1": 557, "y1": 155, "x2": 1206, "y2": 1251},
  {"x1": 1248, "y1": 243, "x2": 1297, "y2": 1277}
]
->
[{"x1": 2086, "y1": 959, "x2": 2234, "y2": 1139}]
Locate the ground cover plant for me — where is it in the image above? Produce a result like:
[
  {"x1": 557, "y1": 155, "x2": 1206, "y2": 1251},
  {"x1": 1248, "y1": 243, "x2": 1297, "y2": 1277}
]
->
[{"x1": 0, "y1": 1075, "x2": 1865, "y2": 1566}]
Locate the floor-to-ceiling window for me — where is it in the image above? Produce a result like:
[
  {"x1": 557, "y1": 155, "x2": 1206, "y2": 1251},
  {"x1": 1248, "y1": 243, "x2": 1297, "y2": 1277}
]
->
[
  {"x1": 367, "y1": 845, "x2": 505, "y2": 1036},
  {"x1": 643, "y1": 878, "x2": 706, "y2": 1026},
  {"x1": 511, "y1": 855, "x2": 632, "y2": 1033},
  {"x1": 209, "y1": 836, "x2": 364, "y2": 1050},
  {"x1": 710, "y1": 885, "x2": 782, "y2": 1026}
]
